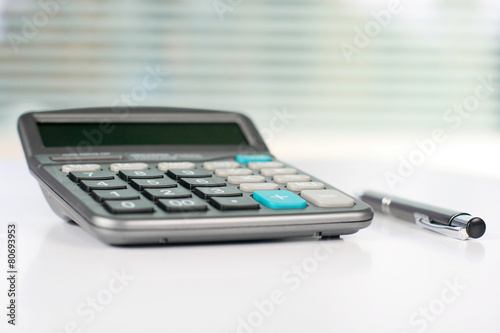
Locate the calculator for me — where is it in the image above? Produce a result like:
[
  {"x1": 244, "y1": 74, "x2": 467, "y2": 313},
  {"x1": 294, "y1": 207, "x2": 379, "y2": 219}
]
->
[{"x1": 18, "y1": 107, "x2": 373, "y2": 245}]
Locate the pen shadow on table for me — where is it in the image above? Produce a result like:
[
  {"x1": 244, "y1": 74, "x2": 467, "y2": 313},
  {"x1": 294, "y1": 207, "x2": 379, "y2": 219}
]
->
[
  {"x1": 372, "y1": 214, "x2": 486, "y2": 262},
  {"x1": 23, "y1": 220, "x2": 372, "y2": 331}
]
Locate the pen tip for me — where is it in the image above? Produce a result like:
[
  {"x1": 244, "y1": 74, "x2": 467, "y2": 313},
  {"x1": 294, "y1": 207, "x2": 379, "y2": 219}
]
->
[{"x1": 467, "y1": 217, "x2": 486, "y2": 239}]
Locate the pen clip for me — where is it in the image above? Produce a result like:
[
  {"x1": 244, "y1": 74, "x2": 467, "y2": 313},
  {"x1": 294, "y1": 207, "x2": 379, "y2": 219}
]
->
[{"x1": 414, "y1": 213, "x2": 469, "y2": 240}]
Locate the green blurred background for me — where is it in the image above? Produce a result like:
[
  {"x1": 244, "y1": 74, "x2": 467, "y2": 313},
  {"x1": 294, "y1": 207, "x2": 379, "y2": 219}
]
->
[{"x1": 1, "y1": 0, "x2": 499, "y2": 175}]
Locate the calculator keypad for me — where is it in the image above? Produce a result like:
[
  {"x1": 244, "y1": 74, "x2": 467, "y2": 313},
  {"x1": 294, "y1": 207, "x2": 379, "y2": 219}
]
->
[{"x1": 59, "y1": 158, "x2": 355, "y2": 216}]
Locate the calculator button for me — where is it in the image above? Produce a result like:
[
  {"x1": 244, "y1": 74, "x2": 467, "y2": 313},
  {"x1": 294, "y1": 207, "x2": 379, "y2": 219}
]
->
[
  {"x1": 119, "y1": 170, "x2": 164, "y2": 181},
  {"x1": 253, "y1": 190, "x2": 307, "y2": 209},
  {"x1": 248, "y1": 161, "x2": 284, "y2": 170},
  {"x1": 273, "y1": 174, "x2": 311, "y2": 183},
  {"x1": 210, "y1": 197, "x2": 260, "y2": 211},
  {"x1": 69, "y1": 171, "x2": 115, "y2": 182},
  {"x1": 62, "y1": 164, "x2": 101, "y2": 174},
  {"x1": 143, "y1": 188, "x2": 192, "y2": 201},
  {"x1": 260, "y1": 168, "x2": 297, "y2": 176},
  {"x1": 179, "y1": 177, "x2": 227, "y2": 189},
  {"x1": 286, "y1": 182, "x2": 325, "y2": 191},
  {"x1": 104, "y1": 200, "x2": 155, "y2": 214},
  {"x1": 167, "y1": 169, "x2": 212, "y2": 180},
  {"x1": 239, "y1": 183, "x2": 279, "y2": 192},
  {"x1": 110, "y1": 163, "x2": 149, "y2": 172},
  {"x1": 203, "y1": 161, "x2": 240, "y2": 170},
  {"x1": 300, "y1": 190, "x2": 354, "y2": 208},
  {"x1": 227, "y1": 175, "x2": 265, "y2": 184},
  {"x1": 194, "y1": 187, "x2": 243, "y2": 199},
  {"x1": 235, "y1": 154, "x2": 272, "y2": 164},
  {"x1": 214, "y1": 168, "x2": 253, "y2": 177},
  {"x1": 91, "y1": 189, "x2": 140, "y2": 202},
  {"x1": 157, "y1": 199, "x2": 208, "y2": 212},
  {"x1": 80, "y1": 180, "x2": 127, "y2": 192},
  {"x1": 130, "y1": 178, "x2": 177, "y2": 190},
  {"x1": 157, "y1": 162, "x2": 195, "y2": 171}
]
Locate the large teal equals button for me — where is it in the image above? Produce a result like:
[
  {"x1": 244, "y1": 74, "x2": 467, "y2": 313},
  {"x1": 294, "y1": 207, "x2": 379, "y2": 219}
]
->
[
  {"x1": 235, "y1": 154, "x2": 272, "y2": 164},
  {"x1": 253, "y1": 190, "x2": 306, "y2": 209}
]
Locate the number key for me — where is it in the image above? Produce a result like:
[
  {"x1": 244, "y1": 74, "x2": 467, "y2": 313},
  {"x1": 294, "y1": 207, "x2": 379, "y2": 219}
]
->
[
  {"x1": 80, "y1": 179, "x2": 127, "y2": 192},
  {"x1": 91, "y1": 189, "x2": 140, "y2": 202},
  {"x1": 130, "y1": 178, "x2": 177, "y2": 190},
  {"x1": 69, "y1": 171, "x2": 115, "y2": 182},
  {"x1": 179, "y1": 177, "x2": 226, "y2": 189},
  {"x1": 157, "y1": 199, "x2": 208, "y2": 212},
  {"x1": 104, "y1": 199, "x2": 155, "y2": 214},
  {"x1": 143, "y1": 188, "x2": 192, "y2": 201},
  {"x1": 194, "y1": 187, "x2": 243, "y2": 199},
  {"x1": 167, "y1": 169, "x2": 212, "y2": 180},
  {"x1": 119, "y1": 170, "x2": 164, "y2": 181}
]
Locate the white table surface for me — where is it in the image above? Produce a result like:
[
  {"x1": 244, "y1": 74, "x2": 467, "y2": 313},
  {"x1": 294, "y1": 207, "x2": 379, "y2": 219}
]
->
[{"x1": 1, "y1": 157, "x2": 499, "y2": 333}]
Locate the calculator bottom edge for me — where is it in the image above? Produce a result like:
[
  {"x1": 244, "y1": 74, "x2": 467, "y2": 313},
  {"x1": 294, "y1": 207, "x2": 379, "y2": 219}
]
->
[{"x1": 86, "y1": 220, "x2": 372, "y2": 246}]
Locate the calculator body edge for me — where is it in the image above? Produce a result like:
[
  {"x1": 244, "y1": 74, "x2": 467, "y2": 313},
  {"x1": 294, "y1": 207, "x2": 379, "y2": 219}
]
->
[{"x1": 18, "y1": 107, "x2": 373, "y2": 245}]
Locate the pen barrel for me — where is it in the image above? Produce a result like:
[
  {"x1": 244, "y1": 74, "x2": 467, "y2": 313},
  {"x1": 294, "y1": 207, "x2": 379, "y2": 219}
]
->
[{"x1": 361, "y1": 191, "x2": 458, "y2": 225}]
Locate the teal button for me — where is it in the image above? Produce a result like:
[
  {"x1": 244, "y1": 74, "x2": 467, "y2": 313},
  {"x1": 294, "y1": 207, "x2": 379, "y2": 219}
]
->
[
  {"x1": 235, "y1": 154, "x2": 272, "y2": 164},
  {"x1": 253, "y1": 190, "x2": 307, "y2": 209}
]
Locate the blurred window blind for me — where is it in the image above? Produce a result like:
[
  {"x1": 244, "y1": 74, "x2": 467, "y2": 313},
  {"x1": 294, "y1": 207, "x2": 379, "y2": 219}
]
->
[{"x1": 0, "y1": 0, "x2": 499, "y2": 132}]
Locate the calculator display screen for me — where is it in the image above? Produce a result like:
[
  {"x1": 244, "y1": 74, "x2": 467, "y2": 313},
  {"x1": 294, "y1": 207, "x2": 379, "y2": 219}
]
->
[{"x1": 37, "y1": 122, "x2": 249, "y2": 147}]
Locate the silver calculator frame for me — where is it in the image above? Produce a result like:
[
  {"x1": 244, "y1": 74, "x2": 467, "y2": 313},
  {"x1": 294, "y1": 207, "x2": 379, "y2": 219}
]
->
[{"x1": 18, "y1": 107, "x2": 373, "y2": 245}]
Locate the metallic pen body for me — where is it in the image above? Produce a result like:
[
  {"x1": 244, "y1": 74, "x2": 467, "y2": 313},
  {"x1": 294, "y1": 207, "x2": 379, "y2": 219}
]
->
[{"x1": 360, "y1": 191, "x2": 486, "y2": 240}]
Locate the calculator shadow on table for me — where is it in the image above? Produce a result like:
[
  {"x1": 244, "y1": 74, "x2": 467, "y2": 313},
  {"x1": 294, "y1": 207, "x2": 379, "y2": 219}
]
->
[{"x1": 23, "y1": 220, "x2": 372, "y2": 331}]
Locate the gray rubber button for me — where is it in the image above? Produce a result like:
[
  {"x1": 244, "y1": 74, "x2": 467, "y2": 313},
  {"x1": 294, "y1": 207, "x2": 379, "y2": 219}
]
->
[{"x1": 300, "y1": 189, "x2": 354, "y2": 208}]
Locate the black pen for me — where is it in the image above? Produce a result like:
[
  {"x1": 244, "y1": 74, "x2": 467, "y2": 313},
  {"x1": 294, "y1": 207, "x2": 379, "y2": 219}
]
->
[{"x1": 360, "y1": 190, "x2": 486, "y2": 240}]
